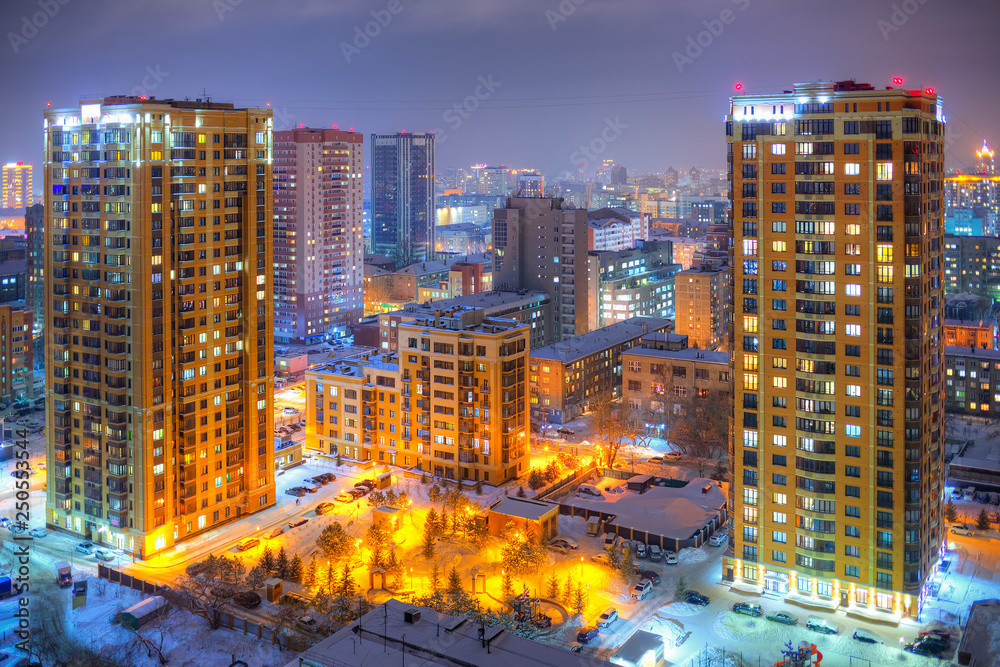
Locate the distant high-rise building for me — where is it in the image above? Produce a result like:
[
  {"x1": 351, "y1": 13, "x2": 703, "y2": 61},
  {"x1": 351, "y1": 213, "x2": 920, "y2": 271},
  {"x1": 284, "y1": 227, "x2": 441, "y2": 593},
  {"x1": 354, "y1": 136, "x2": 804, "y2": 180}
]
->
[
  {"x1": 480, "y1": 166, "x2": 509, "y2": 197},
  {"x1": 44, "y1": 97, "x2": 276, "y2": 558},
  {"x1": 610, "y1": 165, "x2": 628, "y2": 185},
  {"x1": 727, "y1": 80, "x2": 945, "y2": 618},
  {"x1": 371, "y1": 132, "x2": 435, "y2": 264},
  {"x1": 687, "y1": 167, "x2": 701, "y2": 185},
  {"x1": 273, "y1": 128, "x2": 364, "y2": 344},
  {"x1": 977, "y1": 140, "x2": 995, "y2": 175},
  {"x1": 674, "y1": 267, "x2": 727, "y2": 350},
  {"x1": 664, "y1": 167, "x2": 679, "y2": 188},
  {"x1": 515, "y1": 172, "x2": 544, "y2": 198},
  {"x1": 493, "y1": 197, "x2": 589, "y2": 341},
  {"x1": 25, "y1": 203, "x2": 44, "y2": 329},
  {"x1": 2, "y1": 162, "x2": 32, "y2": 209}
]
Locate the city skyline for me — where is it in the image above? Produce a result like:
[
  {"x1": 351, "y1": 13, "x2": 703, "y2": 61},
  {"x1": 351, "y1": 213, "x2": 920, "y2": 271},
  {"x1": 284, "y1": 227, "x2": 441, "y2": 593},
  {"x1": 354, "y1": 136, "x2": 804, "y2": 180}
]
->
[{"x1": 0, "y1": 0, "x2": 998, "y2": 177}]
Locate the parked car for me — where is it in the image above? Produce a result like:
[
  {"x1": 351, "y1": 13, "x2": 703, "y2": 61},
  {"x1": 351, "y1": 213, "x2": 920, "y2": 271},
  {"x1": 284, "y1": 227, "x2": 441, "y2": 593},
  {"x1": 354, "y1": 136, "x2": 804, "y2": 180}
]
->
[
  {"x1": 282, "y1": 407, "x2": 300, "y2": 415},
  {"x1": 236, "y1": 538, "x2": 260, "y2": 551},
  {"x1": 234, "y1": 591, "x2": 262, "y2": 609},
  {"x1": 296, "y1": 616, "x2": 321, "y2": 633},
  {"x1": 319, "y1": 473, "x2": 337, "y2": 483},
  {"x1": 557, "y1": 428, "x2": 574, "y2": 436},
  {"x1": 285, "y1": 487, "x2": 306, "y2": 497},
  {"x1": 806, "y1": 616, "x2": 839, "y2": 635},
  {"x1": 648, "y1": 545, "x2": 662, "y2": 562},
  {"x1": 597, "y1": 608, "x2": 618, "y2": 629},
  {"x1": 76, "y1": 542, "x2": 95, "y2": 555},
  {"x1": 648, "y1": 456, "x2": 663, "y2": 464},
  {"x1": 663, "y1": 451, "x2": 682, "y2": 460},
  {"x1": 950, "y1": 488, "x2": 963, "y2": 501},
  {"x1": 918, "y1": 629, "x2": 952, "y2": 644},
  {"x1": 577, "y1": 484, "x2": 603, "y2": 498},
  {"x1": 664, "y1": 550, "x2": 679, "y2": 565},
  {"x1": 94, "y1": 548, "x2": 115, "y2": 562},
  {"x1": 336, "y1": 493, "x2": 355, "y2": 503},
  {"x1": 708, "y1": 532, "x2": 728, "y2": 547},
  {"x1": 631, "y1": 579, "x2": 653, "y2": 601},
  {"x1": 603, "y1": 533, "x2": 619, "y2": 551},
  {"x1": 685, "y1": 591, "x2": 710, "y2": 606},
  {"x1": 732, "y1": 602, "x2": 762, "y2": 617},
  {"x1": 951, "y1": 523, "x2": 975, "y2": 536},
  {"x1": 766, "y1": 612, "x2": 798, "y2": 626},
  {"x1": 355, "y1": 480, "x2": 376, "y2": 491},
  {"x1": 301, "y1": 484, "x2": 320, "y2": 494},
  {"x1": 186, "y1": 561, "x2": 208, "y2": 577},
  {"x1": 269, "y1": 526, "x2": 286, "y2": 539},
  {"x1": 548, "y1": 543, "x2": 570, "y2": 555},
  {"x1": 549, "y1": 536, "x2": 578, "y2": 550},
  {"x1": 28, "y1": 528, "x2": 46, "y2": 538},
  {"x1": 288, "y1": 518, "x2": 309, "y2": 529},
  {"x1": 903, "y1": 639, "x2": 942, "y2": 658},
  {"x1": 576, "y1": 626, "x2": 599, "y2": 644},
  {"x1": 637, "y1": 569, "x2": 661, "y2": 585},
  {"x1": 353, "y1": 486, "x2": 370, "y2": 496},
  {"x1": 635, "y1": 543, "x2": 647, "y2": 559},
  {"x1": 590, "y1": 553, "x2": 613, "y2": 567},
  {"x1": 852, "y1": 629, "x2": 881, "y2": 644},
  {"x1": 314, "y1": 502, "x2": 336, "y2": 516}
]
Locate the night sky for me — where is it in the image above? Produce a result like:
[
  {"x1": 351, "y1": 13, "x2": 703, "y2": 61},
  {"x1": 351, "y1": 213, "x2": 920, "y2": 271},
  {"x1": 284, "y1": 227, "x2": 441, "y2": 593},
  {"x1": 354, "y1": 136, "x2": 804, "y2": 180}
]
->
[{"x1": 1, "y1": 0, "x2": 998, "y2": 177}]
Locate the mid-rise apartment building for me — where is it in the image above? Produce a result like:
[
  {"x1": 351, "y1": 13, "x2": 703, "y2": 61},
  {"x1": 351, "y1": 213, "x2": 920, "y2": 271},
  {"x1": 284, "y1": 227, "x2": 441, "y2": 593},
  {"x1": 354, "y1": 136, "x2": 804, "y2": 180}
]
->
[
  {"x1": 943, "y1": 235, "x2": 1000, "y2": 299},
  {"x1": 307, "y1": 309, "x2": 530, "y2": 483},
  {"x1": 0, "y1": 302, "x2": 33, "y2": 401},
  {"x1": 2, "y1": 162, "x2": 32, "y2": 209},
  {"x1": 944, "y1": 346, "x2": 1000, "y2": 418},
  {"x1": 43, "y1": 97, "x2": 275, "y2": 558},
  {"x1": 493, "y1": 197, "x2": 589, "y2": 341},
  {"x1": 727, "y1": 80, "x2": 945, "y2": 617},
  {"x1": 529, "y1": 316, "x2": 671, "y2": 425},
  {"x1": 25, "y1": 203, "x2": 44, "y2": 329},
  {"x1": 675, "y1": 267, "x2": 728, "y2": 350},
  {"x1": 587, "y1": 240, "x2": 679, "y2": 329},
  {"x1": 273, "y1": 128, "x2": 364, "y2": 344},
  {"x1": 587, "y1": 208, "x2": 646, "y2": 251}
]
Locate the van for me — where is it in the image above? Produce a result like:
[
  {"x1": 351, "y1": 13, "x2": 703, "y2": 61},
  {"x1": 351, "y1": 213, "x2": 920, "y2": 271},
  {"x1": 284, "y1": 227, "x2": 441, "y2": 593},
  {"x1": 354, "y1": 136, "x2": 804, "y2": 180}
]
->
[
  {"x1": 579, "y1": 484, "x2": 603, "y2": 498},
  {"x1": 597, "y1": 608, "x2": 618, "y2": 629},
  {"x1": 963, "y1": 486, "x2": 976, "y2": 501}
]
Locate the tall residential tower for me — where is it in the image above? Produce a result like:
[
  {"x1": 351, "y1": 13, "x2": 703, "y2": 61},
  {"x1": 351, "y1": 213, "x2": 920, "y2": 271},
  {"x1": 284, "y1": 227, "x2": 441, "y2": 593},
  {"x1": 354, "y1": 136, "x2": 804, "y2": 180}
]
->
[
  {"x1": 273, "y1": 128, "x2": 364, "y2": 344},
  {"x1": 2, "y1": 162, "x2": 33, "y2": 209},
  {"x1": 727, "y1": 80, "x2": 945, "y2": 618},
  {"x1": 371, "y1": 132, "x2": 435, "y2": 264},
  {"x1": 43, "y1": 97, "x2": 275, "y2": 558}
]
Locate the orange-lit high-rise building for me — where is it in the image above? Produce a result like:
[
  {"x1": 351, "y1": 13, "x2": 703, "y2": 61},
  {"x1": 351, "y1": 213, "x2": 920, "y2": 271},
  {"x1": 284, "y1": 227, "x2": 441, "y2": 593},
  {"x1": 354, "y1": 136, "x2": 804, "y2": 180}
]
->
[
  {"x1": 43, "y1": 97, "x2": 275, "y2": 558},
  {"x1": 726, "y1": 80, "x2": 945, "y2": 618}
]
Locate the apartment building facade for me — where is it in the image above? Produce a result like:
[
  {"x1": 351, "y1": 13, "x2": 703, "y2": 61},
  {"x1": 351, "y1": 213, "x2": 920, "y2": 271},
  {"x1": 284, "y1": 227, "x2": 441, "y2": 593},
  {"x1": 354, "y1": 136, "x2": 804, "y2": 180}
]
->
[
  {"x1": 43, "y1": 97, "x2": 275, "y2": 558},
  {"x1": 371, "y1": 132, "x2": 435, "y2": 264},
  {"x1": 587, "y1": 240, "x2": 680, "y2": 330},
  {"x1": 675, "y1": 267, "x2": 728, "y2": 350},
  {"x1": 942, "y1": 234, "x2": 1000, "y2": 299},
  {"x1": 0, "y1": 302, "x2": 33, "y2": 401},
  {"x1": 727, "y1": 80, "x2": 946, "y2": 618},
  {"x1": 272, "y1": 128, "x2": 364, "y2": 344},
  {"x1": 307, "y1": 309, "x2": 530, "y2": 483}
]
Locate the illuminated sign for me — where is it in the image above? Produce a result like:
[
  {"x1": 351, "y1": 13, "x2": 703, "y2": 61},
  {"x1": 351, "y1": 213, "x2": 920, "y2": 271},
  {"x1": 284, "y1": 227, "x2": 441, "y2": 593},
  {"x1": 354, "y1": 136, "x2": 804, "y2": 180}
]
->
[{"x1": 81, "y1": 103, "x2": 101, "y2": 120}]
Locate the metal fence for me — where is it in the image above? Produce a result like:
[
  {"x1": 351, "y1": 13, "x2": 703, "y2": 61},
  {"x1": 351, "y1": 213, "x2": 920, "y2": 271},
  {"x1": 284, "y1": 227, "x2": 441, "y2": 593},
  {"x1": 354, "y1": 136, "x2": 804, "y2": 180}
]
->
[{"x1": 97, "y1": 564, "x2": 170, "y2": 596}]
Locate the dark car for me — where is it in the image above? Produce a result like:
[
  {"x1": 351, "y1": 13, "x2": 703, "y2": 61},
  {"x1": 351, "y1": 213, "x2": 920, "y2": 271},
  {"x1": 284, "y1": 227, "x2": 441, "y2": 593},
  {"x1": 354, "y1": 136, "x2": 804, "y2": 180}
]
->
[
  {"x1": 766, "y1": 612, "x2": 798, "y2": 626},
  {"x1": 315, "y1": 502, "x2": 336, "y2": 516},
  {"x1": 186, "y1": 561, "x2": 208, "y2": 577},
  {"x1": 319, "y1": 473, "x2": 337, "y2": 483},
  {"x1": 288, "y1": 518, "x2": 309, "y2": 529},
  {"x1": 918, "y1": 629, "x2": 951, "y2": 644},
  {"x1": 285, "y1": 487, "x2": 306, "y2": 497},
  {"x1": 913, "y1": 635, "x2": 949, "y2": 651},
  {"x1": 732, "y1": 602, "x2": 762, "y2": 617},
  {"x1": 636, "y1": 569, "x2": 661, "y2": 585},
  {"x1": 355, "y1": 480, "x2": 376, "y2": 491},
  {"x1": 904, "y1": 640, "x2": 942, "y2": 657},
  {"x1": 576, "y1": 626, "x2": 600, "y2": 644},
  {"x1": 685, "y1": 591, "x2": 710, "y2": 606},
  {"x1": 234, "y1": 591, "x2": 262, "y2": 609}
]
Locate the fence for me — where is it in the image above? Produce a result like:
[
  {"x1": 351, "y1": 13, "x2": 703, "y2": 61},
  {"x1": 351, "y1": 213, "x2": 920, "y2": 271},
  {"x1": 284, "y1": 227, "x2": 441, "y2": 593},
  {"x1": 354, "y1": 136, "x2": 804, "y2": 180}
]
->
[
  {"x1": 97, "y1": 564, "x2": 170, "y2": 596},
  {"x1": 533, "y1": 460, "x2": 597, "y2": 500}
]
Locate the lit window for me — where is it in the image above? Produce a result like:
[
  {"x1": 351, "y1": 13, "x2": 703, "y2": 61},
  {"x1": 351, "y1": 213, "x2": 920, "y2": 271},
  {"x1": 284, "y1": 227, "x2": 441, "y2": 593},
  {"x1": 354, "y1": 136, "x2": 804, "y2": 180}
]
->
[{"x1": 845, "y1": 163, "x2": 860, "y2": 175}]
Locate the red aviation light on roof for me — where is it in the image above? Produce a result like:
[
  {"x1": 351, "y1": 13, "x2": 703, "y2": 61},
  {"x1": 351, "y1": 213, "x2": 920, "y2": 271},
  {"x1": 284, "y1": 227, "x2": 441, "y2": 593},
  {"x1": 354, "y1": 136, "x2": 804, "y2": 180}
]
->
[
  {"x1": 925, "y1": 87, "x2": 935, "y2": 95},
  {"x1": 734, "y1": 82, "x2": 743, "y2": 91},
  {"x1": 892, "y1": 77, "x2": 904, "y2": 86}
]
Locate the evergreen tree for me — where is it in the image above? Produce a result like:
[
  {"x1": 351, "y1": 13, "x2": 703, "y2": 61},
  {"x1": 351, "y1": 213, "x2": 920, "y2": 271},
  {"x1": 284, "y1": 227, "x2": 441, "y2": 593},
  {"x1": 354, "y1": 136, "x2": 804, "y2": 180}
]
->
[
  {"x1": 502, "y1": 569, "x2": 514, "y2": 598},
  {"x1": 335, "y1": 452, "x2": 342, "y2": 467},
  {"x1": 620, "y1": 546, "x2": 635, "y2": 580},
  {"x1": 426, "y1": 507, "x2": 440, "y2": 533},
  {"x1": 944, "y1": 499, "x2": 958, "y2": 524},
  {"x1": 562, "y1": 573, "x2": 574, "y2": 605},
  {"x1": 439, "y1": 509, "x2": 450, "y2": 535},
  {"x1": 386, "y1": 549, "x2": 403, "y2": 590},
  {"x1": 275, "y1": 547, "x2": 290, "y2": 579},
  {"x1": 573, "y1": 583, "x2": 585, "y2": 616},
  {"x1": 244, "y1": 565, "x2": 266, "y2": 591},
  {"x1": 446, "y1": 566, "x2": 463, "y2": 596},
  {"x1": 674, "y1": 575, "x2": 689, "y2": 601},
  {"x1": 259, "y1": 546, "x2": 275, "y2": 573},
  {"x1": 516, "y1": 486, "x2": 527, "y2": 498},
  {"x1": 304, "y1": 558, "x2": 318, "y2": 587},
  {"x1": 545, "y1": 572, "x2": 560, "y2": 600},
  {"x1": 420, "y1": 471, "x2": 428, "y2": 484},
  {"x1": 977, "y1": 507, "x2": 992, "y2": 531},
  {"x1": 326, "y1": 563, "x2": 337, "y2": 595},
  {"x1": 289, "y1": 554, "x2": 304, "y2": 584},
  {"x1": 475, "y1": 478, "x2": 484, "y2": 495},
  {"x1": 422, "y1": 525, "x2": 437, "y2": 561},
  {"x1": 338, "y1": 563, "x2": 357, "y2": 599},
  {"x1": 431, "y1": 563, "x2": 442, "y2": 592}
]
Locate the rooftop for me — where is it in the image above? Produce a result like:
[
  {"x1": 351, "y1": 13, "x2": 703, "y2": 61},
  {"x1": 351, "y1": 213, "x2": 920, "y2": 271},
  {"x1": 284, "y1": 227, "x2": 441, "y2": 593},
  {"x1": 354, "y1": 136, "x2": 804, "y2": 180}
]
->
[
  {"x1": 945, "y1": 345, "x2": 1000, "y2": 361},
  {"x1": 958, "y1": 599, "x2": 1000, "y2": 667},
  {"x1": 487, "y1": 496, "x2": 557, "y2": 522},
  {"x1": 387, "y1": 290, "x2": 549, "y2": 319},
  {"x1": 531, "y1": 317, "x2": 671, "y2": 363},
  {"x1": 286, "y1": 599, "x2": 614, "y2": 667},
  {"x1": 611, "y1": 630, "x2": 665, "y2": 666},
  {"x1": 394, "y1": 253, "x2": 492, "y2": 277},
  {"x1": 949, "y1": 439, "x2": 1000, "y2": 475},
  {"x1": 622, "y1": 347, "x2": 729, "y2": 364}
]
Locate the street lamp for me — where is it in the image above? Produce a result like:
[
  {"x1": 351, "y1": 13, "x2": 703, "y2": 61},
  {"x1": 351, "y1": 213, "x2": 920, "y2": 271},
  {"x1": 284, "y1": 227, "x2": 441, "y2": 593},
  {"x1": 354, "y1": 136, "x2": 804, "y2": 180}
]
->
[{"x1": 410, "y1": 567, "x2": 413, "y2": 590}]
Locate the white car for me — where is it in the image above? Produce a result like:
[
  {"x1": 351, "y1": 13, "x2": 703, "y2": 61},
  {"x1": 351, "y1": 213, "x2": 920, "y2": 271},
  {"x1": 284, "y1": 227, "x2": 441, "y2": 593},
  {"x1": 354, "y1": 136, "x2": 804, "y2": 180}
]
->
[
  {"x1": 631, "y1": 579, "x2": 653, "y2": 600},
  {"x1": 709, "y1": 532, "x2": 728, "y2": 546},
  {"x1": 549, "y1": 536, "x2": 578, "y2": 550},
  {"x1": 28, "y1": 528, "x2": 47, "y2": 538},
  {"x1": 951, "y1": 523, "x2": 975, "y2": 536},
  {"x1": 282, "y1": 407, "x2": 300, "y2": 415},
  {"x1": 76, "y1": 542, "x2": 95, "y2": 555},
  {"x1": 94, "y1": 548, "x2": 115, "y2": 562},
  {"x1": 664, "y1": 550, "x2": 679, "y2": 565},
  {"x1": 548, "y1": 543, "x2": 570, "y2": 555},
  {"x1": 597, "y1": 608, "x2": 619, "y2": 629}
]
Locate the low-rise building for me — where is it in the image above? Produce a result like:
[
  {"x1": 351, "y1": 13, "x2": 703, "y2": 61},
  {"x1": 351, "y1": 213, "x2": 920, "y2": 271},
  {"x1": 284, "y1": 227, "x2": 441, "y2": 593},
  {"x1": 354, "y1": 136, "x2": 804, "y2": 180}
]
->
[
  {"x1": 0, "y1": 302, "x2": 32, "y2": 401},
  {"x1": 944, "y1": 346, "x2": 1000, "y2": 418},
  {"x1": 587, "y1": 207, "x2": 646, "y2": 251},
  {"x1": 529, "y1": 317, "x2": 672, "y2": 425},
  {"x1": 308, "y1": 309, "x2": 531, "y2": 483},
  {"x1": 587, "y1": 240, "x2": 680, "y2": 329},
  {"x1": 621, "y1": 342, "x2": 730, "y2": 438},
  {"x1": 486, "y1": 496, "x2": 559, "y2": 541},
  {"x1": 944, "y1": 318, "x2": 995, "y2": 350},
  {"x1": 378, "y1": 291, "x2": 552, "y2": 353}
]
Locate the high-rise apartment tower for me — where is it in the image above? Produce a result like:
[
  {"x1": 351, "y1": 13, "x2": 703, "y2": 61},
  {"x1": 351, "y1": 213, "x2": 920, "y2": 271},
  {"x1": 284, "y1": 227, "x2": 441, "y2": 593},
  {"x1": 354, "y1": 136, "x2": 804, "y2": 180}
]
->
[
  {"x1": 2, "y1": 162, "x2": 33, "y2": 209},
  {"x1": 726, "y1": 80, "x2": 946, "y2": 618},
  {"x1": 273, "y1": 128, "x2": 364, "y2": 343},
  {"x1": 43, "y1": 97, "x2": 275, "y2": 558},
  {"x1": 371, "y1": 132, "x2": 435, "y2": 264}
]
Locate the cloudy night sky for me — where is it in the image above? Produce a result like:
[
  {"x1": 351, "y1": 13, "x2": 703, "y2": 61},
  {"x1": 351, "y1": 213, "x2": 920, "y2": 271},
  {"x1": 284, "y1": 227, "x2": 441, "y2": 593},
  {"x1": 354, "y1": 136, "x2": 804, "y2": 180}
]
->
[{"x1": 1, "y1": 0, "x2": 998, "y2": 176}]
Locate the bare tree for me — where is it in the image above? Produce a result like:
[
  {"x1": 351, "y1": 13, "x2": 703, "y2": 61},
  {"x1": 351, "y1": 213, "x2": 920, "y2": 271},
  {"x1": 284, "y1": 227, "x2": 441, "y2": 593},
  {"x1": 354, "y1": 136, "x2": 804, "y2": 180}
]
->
[
  {"x1": 671, "y1": 388, "x2": 729, "y2": 474},
  {"x1": 363, "y1": 279, "x2": 394, "y2": 315},
  {"x1": 591, "y1": 392, "x2": 628, "y2": 469},
  {"x1": 120, "y1": 604, "x2": 171, "y2": 665},
  {"x1": 161, "y1": 554, "x2": 246, "y2": 630}
]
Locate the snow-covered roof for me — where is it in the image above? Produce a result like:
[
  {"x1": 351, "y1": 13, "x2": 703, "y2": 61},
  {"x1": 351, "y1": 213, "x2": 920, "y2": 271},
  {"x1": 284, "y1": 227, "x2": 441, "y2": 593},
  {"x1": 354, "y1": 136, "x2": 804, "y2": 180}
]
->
[
  {"x1": 959, "y1": 599, "x2": 1000, "y2": 666},
  {"x1": 530, "y1": 317, "x2": 671, "y2": 363},
  {"x1": 562, "y1": 477, "x2": 725, "y2": 540},
  {"x1": 612, "y1": 629, "x2": 665, "y2": 666},
  {"x1": 286, "y1": 598, "x2": 615, "y2": 667},
  {"x1": 488, "y1": 496, "x2": 558, "y2": 522}
]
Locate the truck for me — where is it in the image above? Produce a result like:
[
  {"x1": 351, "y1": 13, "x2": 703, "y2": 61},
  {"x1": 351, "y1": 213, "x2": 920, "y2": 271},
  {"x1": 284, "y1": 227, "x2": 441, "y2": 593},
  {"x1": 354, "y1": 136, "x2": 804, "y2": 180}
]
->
[
  {"x1": 0, "y1": 575, "x2": 12, "y2": 599},
  {"x1": 55, "y1": 561, "x2": 72, "y2": 588},
  {"x1": 586, "y1": 518, "x2": 602, "y2": 536}
]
